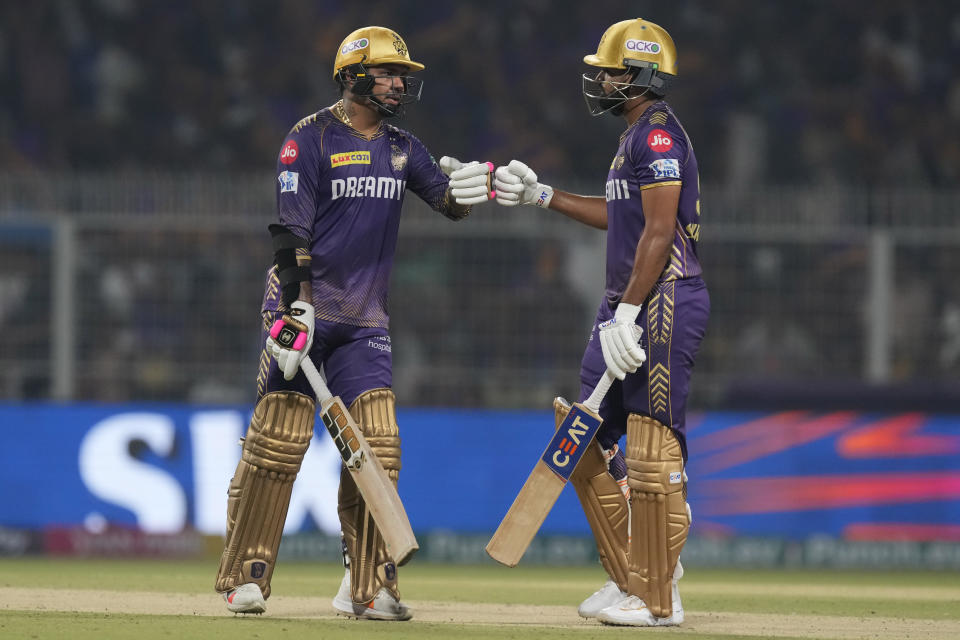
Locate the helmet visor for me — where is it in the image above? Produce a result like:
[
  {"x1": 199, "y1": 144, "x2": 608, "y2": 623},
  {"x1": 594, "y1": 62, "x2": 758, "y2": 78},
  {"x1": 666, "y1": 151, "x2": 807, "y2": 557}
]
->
[
  {"x1": 371, "y1": 74, "x2": 423, "y2": 105},
  {"x1": 344, "y1": 65, "x2": 424, "y2": 117},
  {"x1": 367, "y1": 73, "x2": 422, "y2": 117},
  {"x1": 582, "y1": 69, "x2": 638, "y2": 117}
]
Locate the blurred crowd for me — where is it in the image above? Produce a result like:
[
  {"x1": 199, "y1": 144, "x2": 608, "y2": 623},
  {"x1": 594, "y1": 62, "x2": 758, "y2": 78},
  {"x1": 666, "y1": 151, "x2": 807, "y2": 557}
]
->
[
  {"x1": 0, "y1": 220, "x2": 593, "y2": 405},
  {"x1": 1, "y1": 0, "x2": 958, "y2": 186},
  {"x1": 4, "y1": 206, "x2": 960, "y2": 407}
]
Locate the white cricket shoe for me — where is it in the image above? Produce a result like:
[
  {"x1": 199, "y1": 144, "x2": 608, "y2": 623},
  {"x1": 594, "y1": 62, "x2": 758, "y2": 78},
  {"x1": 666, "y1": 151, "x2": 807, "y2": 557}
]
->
[
  {"x1": 597, "y1": 560, "x2": 685, "y2": 627},
  {"x1": 577, "y1": 579, "x2": 626, "y2": 618},
  {"x1": 223, "y1": 583, "x2": 266, "y2": 614},
  {"x1": 596, "y1": 594, "x2": 656, "y2": 626},
  {"x1": 332, "y1": 569, "x2": 412, "y2": 621}
]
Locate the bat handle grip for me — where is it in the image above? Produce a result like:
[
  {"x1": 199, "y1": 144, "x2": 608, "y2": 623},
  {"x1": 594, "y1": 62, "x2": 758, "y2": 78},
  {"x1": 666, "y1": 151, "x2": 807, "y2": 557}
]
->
[
  {"x1": 300, "y1": 356, "x2": 333, "y2": 404},
  {"x1": 583, "y1": 369, "x2": 616, "y2": 414}
]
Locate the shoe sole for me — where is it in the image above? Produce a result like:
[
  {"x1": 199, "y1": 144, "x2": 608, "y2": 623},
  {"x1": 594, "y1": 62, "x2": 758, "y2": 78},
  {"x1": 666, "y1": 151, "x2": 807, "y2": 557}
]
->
[
  {"x1": 224, "y1": 593, "x2": 266, "y2": 614},
  {"x1": 597, "y1": 613, "x2": 682, "y2": 626},
  {"x1": 598, "y1": 618, "x2": 656, "y2": 627},
  {"x1": 226, "y1": 603, "x2": 266, "y2": 614},
  {"x1": 332, "y1": 597, "x2": 411, "y2": 621}
]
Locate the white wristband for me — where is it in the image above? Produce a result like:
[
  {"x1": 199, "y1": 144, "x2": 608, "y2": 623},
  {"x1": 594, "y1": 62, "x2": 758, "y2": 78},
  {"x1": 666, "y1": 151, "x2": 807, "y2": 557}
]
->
[
  {"x1": 614, "y1": 302, "x2": 642, "y2": 323},
  {"x1": 532, "y1": 184, "x2": 554, "y2": 208}
]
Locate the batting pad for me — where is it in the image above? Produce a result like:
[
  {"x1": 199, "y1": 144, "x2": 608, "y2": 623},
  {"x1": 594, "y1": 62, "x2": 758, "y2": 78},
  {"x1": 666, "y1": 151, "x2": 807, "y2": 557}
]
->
[
  {"x1": 215, "y1": 391, "x2": 315, "y2": 597},
  {"x1": 555, "y1": 398, "x2": 630, "y2": 591},
  {"x1": 625, "y1": 414, "x2": 689, "y2": 619},
  {"x1": 339, "y1": 388, "x2": 403, "y2": 604}
]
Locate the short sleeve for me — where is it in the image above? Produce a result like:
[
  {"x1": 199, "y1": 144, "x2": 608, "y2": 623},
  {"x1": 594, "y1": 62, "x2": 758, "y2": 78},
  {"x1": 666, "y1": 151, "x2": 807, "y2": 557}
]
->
[
  {"x1": 402, "y1": 132, "x2": 451, "y2": 213},
  {"x1": 275, "y1": 128, "x2": 322, "y2": 241},
  {"x1": 629, "y1": 123, "x2": 687, "y2": 188}
]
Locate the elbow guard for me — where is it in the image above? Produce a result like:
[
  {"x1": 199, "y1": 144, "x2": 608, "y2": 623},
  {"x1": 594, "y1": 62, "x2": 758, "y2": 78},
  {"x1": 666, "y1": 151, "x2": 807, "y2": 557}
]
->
[{"x1": 268, "y1": 224, "x2": 310, "y2": 307}]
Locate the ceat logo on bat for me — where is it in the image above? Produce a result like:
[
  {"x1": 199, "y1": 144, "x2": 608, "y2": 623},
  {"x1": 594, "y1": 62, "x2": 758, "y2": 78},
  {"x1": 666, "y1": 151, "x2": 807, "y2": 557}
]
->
[
  {"x1": 330, "y1": 151, "x2": 372, "y2": 168},
  {"x1": 647, "y1": 129, "x2": 673, "y2": 152},
  {"x1": 280, "y1": 140, "x2": 299, "y2": 164},
  {"x1": 541, "y1": 406, "x2": 602, "y2": 481}
]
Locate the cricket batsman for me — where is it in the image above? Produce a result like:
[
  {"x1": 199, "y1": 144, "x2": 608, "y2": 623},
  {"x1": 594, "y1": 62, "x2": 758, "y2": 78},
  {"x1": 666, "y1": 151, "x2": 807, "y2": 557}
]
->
[
  {"x1": 491, "y1": 18, "x2": 710, "y2": 626},
  {"x1": 214, "y1": 25, "x2": 492, "y2": 620}
]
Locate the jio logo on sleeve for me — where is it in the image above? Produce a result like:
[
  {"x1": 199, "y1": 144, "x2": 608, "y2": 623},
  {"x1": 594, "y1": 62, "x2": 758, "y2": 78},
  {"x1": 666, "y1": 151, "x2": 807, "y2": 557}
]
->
[
  {"x1": 280, "y1": 140, "x2": 299, "y2": 165},
  {"x1": 647, "y1": 129, "x2": 673, "y2": 153}
]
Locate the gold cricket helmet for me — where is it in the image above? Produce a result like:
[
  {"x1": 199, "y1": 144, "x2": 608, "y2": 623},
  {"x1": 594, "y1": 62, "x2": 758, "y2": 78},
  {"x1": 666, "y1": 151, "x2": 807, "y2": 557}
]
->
[
  {"x1": 332, "y1": 26, "x2": 424, "y2": 79},
  {"x1": 584, "y1": 18, "x2": 677, "y2": 75},
  {"x1": 582, "y1": 18, "x2": 677, "y2": 115}
]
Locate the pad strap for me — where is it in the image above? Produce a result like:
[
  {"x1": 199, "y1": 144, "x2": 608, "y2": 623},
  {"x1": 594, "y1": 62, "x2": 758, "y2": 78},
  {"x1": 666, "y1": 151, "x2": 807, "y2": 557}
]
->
[
  {"x1": 625, "y1": 414, "x2": 689, "y2": 618},
  {"x1": 215, "y1": 391, "x2": 315, "y2": 597},
  {"x1": 339, "y1": 388, "x2": 402, "y2": 604},
  {"x1": 555, "y1": 398, "x2": 629, "y2": 591}
]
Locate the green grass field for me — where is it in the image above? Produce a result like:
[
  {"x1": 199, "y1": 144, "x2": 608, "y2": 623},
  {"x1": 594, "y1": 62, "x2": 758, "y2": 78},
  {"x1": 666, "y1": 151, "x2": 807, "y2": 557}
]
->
[{"x1": 1, "y1": 558, "x2": 958, "y2": 639}]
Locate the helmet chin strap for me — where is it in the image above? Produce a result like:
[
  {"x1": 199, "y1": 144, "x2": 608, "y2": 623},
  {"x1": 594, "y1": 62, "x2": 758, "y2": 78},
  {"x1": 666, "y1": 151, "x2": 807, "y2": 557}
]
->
[
  {"x1": 344, "y1": 73, "x2": 402, "y2": 118},
  {"x1": 366, "y1": 95, "x2": 401, "y2": 118},
  {"x1": 341, "y1": 81, "x2": 400, "y2": 118}
]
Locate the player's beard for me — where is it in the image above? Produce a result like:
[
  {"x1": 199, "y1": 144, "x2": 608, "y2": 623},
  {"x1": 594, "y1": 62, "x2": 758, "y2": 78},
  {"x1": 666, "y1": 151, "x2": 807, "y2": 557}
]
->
[
  {"x1": 582, "y1": 70, "x2": 648, "y2": 117},
  {"x1": 365, "y1": 77, "x2": 422, "y2": 118},
  {"x1": 583, "y1": 73, "x2": 627, "y2": 116}
]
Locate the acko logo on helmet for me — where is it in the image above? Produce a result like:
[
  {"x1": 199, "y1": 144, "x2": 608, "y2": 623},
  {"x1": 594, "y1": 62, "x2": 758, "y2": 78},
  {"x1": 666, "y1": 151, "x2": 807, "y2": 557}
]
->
[
  {"x1": 625, "y1": 39, "x2": 661, "y2": 53},
  {"x1": 341, "y1": 38, "x2": 369, "y2": 55}
]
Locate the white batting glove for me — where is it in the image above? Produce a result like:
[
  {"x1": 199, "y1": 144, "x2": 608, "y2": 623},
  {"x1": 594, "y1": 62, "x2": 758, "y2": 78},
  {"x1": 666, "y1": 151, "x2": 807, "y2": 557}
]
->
[
  {"x1": 439, "y1": 156, "x2": 495, "y2": 205},
  {"x1": 598, "y1": 302, "x2": 646, "y2": 380},
  {"x1": 438, "y1": 155, "x2": 463, "y2": 176},
  {"x1": 494, "y1": 160, "x2": 554, "y2": 208},
  {"x1": 266, "y1": 300, "x2": 315, "y2": 381}
]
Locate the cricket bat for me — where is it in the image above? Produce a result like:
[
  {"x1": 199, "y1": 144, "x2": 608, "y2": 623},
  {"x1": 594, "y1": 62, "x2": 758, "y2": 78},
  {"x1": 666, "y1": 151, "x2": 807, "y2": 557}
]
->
[
  {"x1": 485, "y1": 369, "x2": 616, "y2": 566},
  {"x1": 300, "y1": 356, "x2": 419, "y2": 565}
]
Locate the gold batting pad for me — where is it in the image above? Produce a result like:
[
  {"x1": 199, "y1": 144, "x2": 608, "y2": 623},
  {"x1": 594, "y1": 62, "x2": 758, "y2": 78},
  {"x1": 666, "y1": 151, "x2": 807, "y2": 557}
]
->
[
  {"x1": 339, "y1": 388, "x2": 402, "y2": 604},
  {"x1": 554, "y1": 398, "x2": 629, "y2": 591},
  {"x1": 215, "y1": 391, "x2": 315, "y2": 597},
  {"x1": 625, "y1": 414, "x2": 689, "y2": 619}
]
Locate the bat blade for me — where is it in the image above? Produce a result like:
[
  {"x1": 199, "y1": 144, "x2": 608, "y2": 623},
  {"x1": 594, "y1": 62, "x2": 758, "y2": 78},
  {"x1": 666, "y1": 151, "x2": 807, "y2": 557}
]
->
[
  {"x1": 318, "y1": 395, "x2": 419, "y2": 566},
  {"x1": 485, "y1": 401, "x2": 603, "y2": 566}
]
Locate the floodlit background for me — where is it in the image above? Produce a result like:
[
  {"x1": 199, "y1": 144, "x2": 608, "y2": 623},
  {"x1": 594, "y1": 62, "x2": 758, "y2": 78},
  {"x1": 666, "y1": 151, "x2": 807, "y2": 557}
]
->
[{"x1": 1, "y1": 1, "x2": 958, "y2": 566}]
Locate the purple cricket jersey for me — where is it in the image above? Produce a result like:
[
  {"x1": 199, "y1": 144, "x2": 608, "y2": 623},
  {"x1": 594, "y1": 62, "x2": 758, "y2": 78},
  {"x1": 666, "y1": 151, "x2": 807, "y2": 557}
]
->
[
  {"x1": 256, "y1": 107, "x2": 456, "y2": 405},
  {"x1": 263, "y1": 107, "x2": 452, "y2": 328},
  {"x1": 604, "y1": 100, "x2": 702, "y2": 299},
  {"x1": 581, "y1": 102, "x2": 710, "y2": 461}
]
